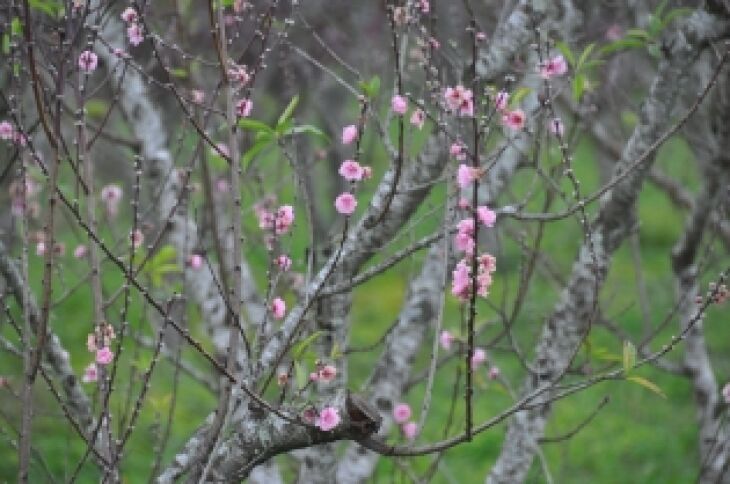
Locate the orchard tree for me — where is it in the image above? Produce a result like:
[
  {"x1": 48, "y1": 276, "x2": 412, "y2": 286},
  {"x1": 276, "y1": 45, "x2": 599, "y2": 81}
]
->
[{"x1": 1, "y1": 0, "x2": 730, "y2": 482}]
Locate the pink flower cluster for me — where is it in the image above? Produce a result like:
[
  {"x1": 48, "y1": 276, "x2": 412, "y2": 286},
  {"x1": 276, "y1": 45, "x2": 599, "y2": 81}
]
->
[
  {"x1": 453, "y1": 207, "x2": 495, "y2": 254},
  {"x1": 341, "y1": 124, "x2": 358, "y2": 145},
  {"x1": 538, "y1": 54, "x2": 568, "y2": 80},
  {"x1": 121, "y1": 7, "x2": 144, "y2": 46},
  {"x1": 235, "y1": 98, "x2": 253, "y2": 118},
  {"x1": 82, "y1": 323, "x2": 117, "y2": 383},
  {"x1": 0, "y1": 120, "x2": 28, "y2": 148},
  {"x1": 309, "y1": 363, "x2": 337, "y2": 383},
  {"x1": 451, "y1": 253, "x2": 497, "y2": 301},
  {"x1": 451, "y1": 142, "x2": 467, "y2": 161},
  {"x1": 257, "y1": 204, "x2": 295, "y2": 236},
  {"x1": 493, "y1": 90, "x2": 525, "y2": 131},
  {"x1": 410, "y1": 108, "x2": 425, "y2": 129},
  {"x1": 393, "y1": 403, "x2": 418, "y2": 440},
  {"x1": 444, "y1": 85, "x2": 474, "y2": 117},
  {"x1": 78, "y1": 50, "x2": 98, "y2": 74}
]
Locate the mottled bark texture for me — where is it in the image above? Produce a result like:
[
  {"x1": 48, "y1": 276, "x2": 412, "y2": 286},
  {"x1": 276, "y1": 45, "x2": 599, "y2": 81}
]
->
[{"x1": 487, "y1": 9, "x2": 730, "y2": 483}]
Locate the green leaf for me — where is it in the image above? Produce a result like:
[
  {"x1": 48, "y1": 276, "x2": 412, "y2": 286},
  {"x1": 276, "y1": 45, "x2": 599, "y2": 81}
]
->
[
  {"x1": 576, "y1": 43, "x2": 596, "y2": 69},
  {"x1": 625, "y1": 28, "x2": 651, "y2": 40},
  {"x1": 11, "y1": 17, "x2": 22, "y2": 36},
  {"x1": 572, "y1": 74, "x2": 585, "y2": 101},
  {"x1": 169, "y1": 68, "x2": 188, "y2": 79},
  {"x1": 599, "y1": 38, "x2": 646, "y2": 55},
  {"x1": 241, "y1": 138, "x2": 272, "y2": 166},
  {"x1": 621, "y1": 110, "x2": 638, "y2": 128},
  {"x1": 627, "y1": 375, "x2": 666, "y2": 398},
  {"x1": 555, "y1": 41, "x2": 575, "y2": 66},
  {"x1": 276, "y1": 95, "x2": 299, "y2": 129},
  {"x1": 238, "y1": 118, "x2": 275, "y2": 135},
  {"x1": 148, "y1": 245, "x2": 177, "y2": 270},
  {"x1": 291, "y1": 331, "x2": 324, "y2": 360},
  {"x1": 294, "y1": 361, "x2": 307, "y2": 390},
  {"x1": 283, "y1": 125, "x2": 329, "y2": 142},
  {"x1": 359, "y1": 75, "x2": 381, "y2": 99},
  {"x1": 330, "y1": 342, "x2": 341, "y2": 359},
  {"x1": 622, "y1": 340, "x2": 636, "y2": 374},
  {"x1": 85, "y1": 99, "x2": 109, "y2": 119}
]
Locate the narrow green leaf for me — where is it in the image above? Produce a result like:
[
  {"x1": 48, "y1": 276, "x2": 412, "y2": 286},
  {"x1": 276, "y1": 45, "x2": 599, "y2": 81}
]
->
[
  {"x1": 577, "y1": 43, "x2": 596, "y2": 69},
  {"x1": 628, "y1": 375, "x2": 666, "y2": 398},
  {"x1": 572, "y1": 74, "x2": 585, "y2": 101},
  {"x1": 241, "y1": 138, "x2": 272, "y2": 166},
  {"x1": 291, "y1": 331, "x2": 324, "y2": 360},
  {"x1": 295, "y1": 361, "x2": 307, "y2": 390},
  {"x1": 284, "y1": 125, "x2": 329, "y2": 142},
  {"x1": 276, "y1": 95, "x2": 299, "y2": 128},
  {"x1": 238, "y1": 118, "x2": 275, "y2": 134},
  {"x1": 510, "y1": 86, "x2": 532, "y2": 106},
  {"x1": 598, "y1": 38, "x2": 646, "y2": 55},
  {"x1": 623, "y1": 340, "x2": 636, "y2": 374}
]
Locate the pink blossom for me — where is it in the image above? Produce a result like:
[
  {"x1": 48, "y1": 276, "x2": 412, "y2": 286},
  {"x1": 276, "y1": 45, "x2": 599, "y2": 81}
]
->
[
  {"x1": 476, "y1": 32, "x2": 487, "y2": 41},
  {"x1": 82, "y1": 363, "x2": 98, "y2": 383},
  {"x1": 96, "y1": 346, "x2": 114, "y2": 365},
  {"x1": 13, "y1": 131, "x2": 27, "y2": 146},
  {"x1": 341, "y1": 125, "x2": 358, "y2": 145},
  {"x1": 339, "y1": 160, "x2": 365, "y2": 181},
  {"x1": 723, "y1": 383, "x2": 730, "y2": 404},
  {"x1": 439, "y1": 330, "x2": 453, "y2": 350},
  {"x1": 501, "y1": 109, "x2": 526, "y2": 131},
  {"x1": 0, "y1": 121, "x2": 14, "y2": 140},
  {"x1": 275, "y1": 254, "x2": 292, "y2": 271},
  {"x1": 391, "y1": 95, "x2": 407, "y2": 115},
  {"x1": 456, "y1": 218, "x2": 475, "y2": 236},
  {"x1": 228, "y1": 65, "x2": 250, "y2": 85},
  {"x1": 73, "y1": 245, "x2": 88, "y2": 259},
  {"x1": 471, "y1": 347, "x2": 486, "y2": 369},
  {"x1": 457, "y1": 164, "x2": 478, "y2": 189},
  {"x1": 450, "y1": 142, "x2": 466, "y2": 160},
  {"x1": 454, "y1": 232, "x2": 475, "y2": 254},
  {"x1": 444, "y1": 85, "x2": 474, "y2": 117},
  {"x1": 130, "y1": 229, "x2": 144, "y2": 249},
  {"x1": 549, "y1": 118, "x2": 564, "y2": 137},
  {"x1": 495, "y1": 90, "x2": 509, "y2": 112},
  {"x1": 316, "y1": 406, "x2": 341, "y2": 431},
  {"x1": 361, "y1": 166, "x2": 373, "y2": 179},
  {"x1": 309, "y1": 372, "x2": 320, "y2": 382},
  {"x1": 402, "y1": 421, "x2": 418, "y2": 440},
  {"x1": 127, "y1": 23, "x2": 144, "y2": 46},
  {"x1": 488, "y1": 366, "x2": 500, "y2": 380},
  {"x1": 35, "y1": 242, "x2": 46, "y2": 256},
  {"x1": 451, "y1": 260, "x2": 471, "y2": 301},
  {"x1": 121, "y1": 7, "x2": 138, "y2": 23},
  {"x1": 477, "y1": 206, "x2": 496, "y2": 227},
  {"x1": 188, "y1": 254, "x2": 204, "y2": 270},
  {"x1": 417, "y1": 0, "x2": 430, "y2": 13},
  {"x1": 410, "y1": 108, "x2": 425, "y2": 129},
  {"x1": 393, "y1": 403, "x2": 412, "y2": 423},
  {"x1": 274, "y1": 205, "x2": 295, "y2": 235},
  {"x1": 271, "y1": 297, "x2": 286, "y2": 319},
  {"x1": 192, "y1": 90, "x2": 205, "y2": 104},
  {"x1": 458, "y1": 198, "x2": 470, "y2": 210},
  {"x1": 78, "y1": 50, "x2": 98, "y2": 73},
  {"x1": 539, "y1": 55, "x2": 568, "y2": 79},
  {"x1": 479, "y1": 253, "x2": 497, "y2": 273},
  {"x1": 335, "y1": 192, "x2": 357, "y2": 215},
  {"x1": 101, "y1": 184, "x2": 123, "y2": 217},
  {"x1": 235, "y1": 98, "x2": 253, "y2": 118},
  {"x1": 318, "y1": 365, "x2": 337, "y2": 382},
  {"x1": 428, "y1": 37, "x2": 440, "y2": 50}
]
